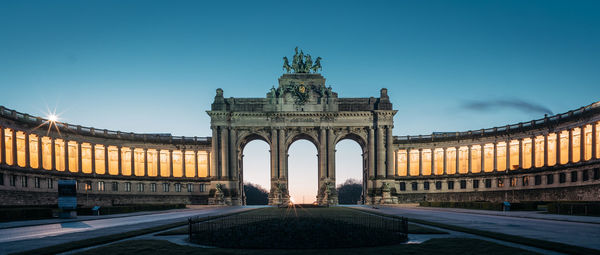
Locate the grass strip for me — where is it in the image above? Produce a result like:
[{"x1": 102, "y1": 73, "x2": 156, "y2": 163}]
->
[
  {"x1": 350, "y1": 207, "x2": 600, "y2": 255},
  {"x1": 10, "y1": 208, "x2": 262, "y2": 255}
]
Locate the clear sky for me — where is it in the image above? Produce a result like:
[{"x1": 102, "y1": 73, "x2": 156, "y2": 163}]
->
[{"x1": 1, "y1": 1, "x2": 599, "y2": 202}]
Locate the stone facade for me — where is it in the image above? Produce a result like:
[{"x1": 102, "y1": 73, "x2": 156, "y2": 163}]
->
[
  {"x1": 1, "y1": 71, "x2": 599, "y2": 207},
  {"x1": 207, "y1": 73, "x2": 396, "y2": 205}
]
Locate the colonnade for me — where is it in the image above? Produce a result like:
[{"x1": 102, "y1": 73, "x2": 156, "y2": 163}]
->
[
  {"x1": 397, "y1": 122, "x2": 600, "y2": 176},
  {"x1": 0, "y1": 127, "x2": 211, "y2": 178}
]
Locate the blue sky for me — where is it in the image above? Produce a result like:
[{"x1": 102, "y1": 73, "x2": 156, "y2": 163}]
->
[{"x1": 1, "y1": 0, "x2": 599, "y2": 201}]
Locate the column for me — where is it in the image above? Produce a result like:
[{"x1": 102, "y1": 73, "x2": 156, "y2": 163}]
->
[
  {"x1": 480, "y1": 144, "x2": 485, "y2": 172},
  {"x1": 506, "y1": 140, "x2": 510, "y2": 170},
  {"x1": 271, "y1": 129, "x2": 278, "y2": 179},
  {"x1": 568, "y1": 129, "x2": 573, "y2": 163},
  {"x1": 531, "y1": 136, "x2": 536, "y2": 167},
  {"x1": 169, "y1": 150, "x2": 173, "y2": 178},
  {"x1": 104, "y1": 145, "x2": 108, "y2": 174},
  {"x1": 368, "y1": 127, "x2": 375, "y2": 178},
  {"x1": 467, "y1": 145, "x2": 472, "y2": 173},
  {"x1": 278, "y1": 128, "x2": 286, "y2": 179},
  {"x1": 194, "y1": 151, "x2": 198, "y2": 178},
  {"x1": 544, "y1": 134, "x2": 549, "y2": 166},
  {"x1": 210, "y1": 127, "x2": 218, "y2": 178},
  {"x1": 580, "y1": 126, "x2": 585, "y2": 161},
  {"x1": 430, "y1": 148, "x2": 435, "y2": 175},
  {"x1": 418, "y1": 148, "x2": 423, "y2": 176},
  {"x1": 144, "y1": 148, "x2": 148, "y2": 177},
  {"x1": 37, "y1": 135, "x2": 42, "y2": 169},
  {"x1": 406, "y1": 149, "x2": 411, "y2": 176},
  {"x1": 220, "y1": 127, "x2": 229, "y2": 179},
  {"x1": 319, "y1": 128, "x2": 326, "y2": 179},
  {"x1": 206, "y1": 151, "x2": 211, "y2": 177},
  {"x1": 77, "y1": 142, "x2": 82, "y2": 172},
  {"x1": 181, "y1": 149, "x2": 186, "y2": 178},
  {"x1": 493, "y1": 142, "x2": 497, "y2": 171},
  {"x1": 0, "y1": 128, "x2": 4, "y2": 163},
  {"x1": 376, "y1": 126, "x2": 385, "y2": 177},
  {"x1": 556, "y1": 133, "x2": 561, "y2": 164},
  {"x1": 117, "y1": 147, "x2": 122, "y2": 175},
  {"x1": 11, "y1": 129, "x2": 17, "y2": 166},
  {"x1": 518, "y1": 139, "x2": 523, "y2": 168},
  {"x1": 64, "y1": 139, "x2": 69, "y2": 171},
  {"x1": 90, "y1": 143, "x2": 95, "y2": 173},
  {"x1": 327, "y1": 128, "x2": 335, "y2": 179},
  {"x1": 442, "y1": 147, "x2": 447, "y2": 175},
  {"x1": 454, "y1": 146, "x2": 459, "y2": 175},
  {"x1": 24, "y1": 132, "x2": 30, "y2": 168},
  {"x1": 51, "y1": 138, "x2": 56, "y2": 170},
  {"x1": 592, "y1": 123, "x2": 597, "y2": 160},
  {"x1": 229, "y1": 128, "x2": 237, "y2": 180},
  {"x1": 386, "y1": 126, "x2": 394, "y2": 177},
  {"x1": 130, "y1": 147, "x2": 135, "y2": 176}
]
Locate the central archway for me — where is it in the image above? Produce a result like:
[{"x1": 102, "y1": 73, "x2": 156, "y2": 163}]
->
[{"x1": 287, "y1": 139, "x2": 319, "y2": 204}]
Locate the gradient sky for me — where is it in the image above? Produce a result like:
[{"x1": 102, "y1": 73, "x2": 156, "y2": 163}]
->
[{"x1": 1, "y1": 1, "x2": 599, "y2": 202}]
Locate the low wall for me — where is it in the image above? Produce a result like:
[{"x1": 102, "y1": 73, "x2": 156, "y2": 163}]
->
[
  {"x1": 396, "y1": 183, "x2": 600, "y2": 203},
  {"x1": 0, "y1": 190, "x2": 209, "y2": 207}
]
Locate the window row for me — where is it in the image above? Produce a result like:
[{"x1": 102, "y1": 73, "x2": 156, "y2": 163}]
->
[
  {"x1": 399, "y1": 168, "x2": 600, "y2": 191},
  {"x1": 0, "y1": 128, "x2": 210, "y2": 178},
  {"x1": 0, "y1": 174, "x2": 54, "y2": 189},
  {"x1": 79, "y1": 180, "x2": 207, "y2": 193},
  {"x1": 397, "y1": 123, "x2": 600, "y2": 176}
]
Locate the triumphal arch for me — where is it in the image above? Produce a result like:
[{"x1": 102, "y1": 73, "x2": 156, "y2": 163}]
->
[{"x1": 207, "y1": 48, "x2": 397, "y2": 205}]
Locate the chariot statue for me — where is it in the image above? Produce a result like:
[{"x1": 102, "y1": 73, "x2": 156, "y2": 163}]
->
[{"x1": 283, "y1": 47, "x2": 322, "y2": 73}]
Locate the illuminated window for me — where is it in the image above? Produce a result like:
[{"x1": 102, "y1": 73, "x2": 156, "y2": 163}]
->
[
  {"x1": 81, "y1": 143, "x2": 92, "y2": 173},
  {"x1": 497, "y1": 179, "x2": 504, "y2": 188},
  {"x1": 509, "y1": 140, "x2": 520, "y2": 170},
  {"x1": 121, "y1": 147, "x2": 132, "y2": 176},
  {"x1": 41, "y1": 137, "x2": 52, "y2": 170},
  {"x1": 496, "y1": 142, "x2": 506, "y2": 171},
  {"x1": 510, "y1": 177, "x2": 517, "y2": 187},
  {"x1": 409, "y1": 150, "x2": 419, "y2": 176},
  {"x1": 547, "y1": 133, "x2": 557, "y2": 166},
  {"x1": 185, "y1": 151, "x2": 196, "y2": 177},
  {"x1": 572, "y1": 128, "x2": 581, "y2": 163},
  {"x1": 470, "y1": 145, "x2": 481, "y2": 173},
  {"x1": 397, "y1": 150, "x2": 407, "y2": 176},
  {"x1": 584, "y1": 124, "x2": 593, "y2": 161},
  {"x1": 172, "y1": 150, "x2": 183, "y2": 177},
  {"x1": 433, "y1": 148, "x2": 444, "y2": 175},
  {"x1": 29, "y1": 134, "x2": 39, "y2": 169},
  {"x1": 160, "y1": 150, "x2": 171, "y2": 177},
  {"x1": 54, "y1": 139, "x2": 65, "y2": 171},
  {"x1": 534, "y1": 136, "x2": 545, "y2": 167},
  {"x1": 197, "y1": 151, "x2": 209, "y2": 177},
  {"x1": 95, "y1": 144, "x2": 106, "y2": 174},
  {"x1": 147, "y1": 149, "x2": 158, "y2": 177},
  {"x1": 67, "y1": 141, "x2": 78, "y2": 172},
  {"x1": 559, "y1": 131, "x2": 569, "y2": 164},
  {"x1": 458, "y1": 146, "x2": 468, "y2": 174},
  {"x1": 134, "y1": 148, "x2": 145, "y2": 176},
  {"x1": 522, "y1": 138, "x2": 532, "y2": 169},
  {"x1": 422, "y1": 149, "x2": 432, "y2": 176},
  {"x1": 4, "y1": 128, "x2": 14, "y2": 165},
  {"x1": 445, "y1": 148, "x2": 456, "y2": 174},
  {"x1": 107, "y1": 146, "x2": 119, "y2": 175},
  {"x1": 483, "y1": 144, "x2": 494, "y2": 172},
  {"x1": 16, "y1": 131, "x2": 26, "y2": 167}
]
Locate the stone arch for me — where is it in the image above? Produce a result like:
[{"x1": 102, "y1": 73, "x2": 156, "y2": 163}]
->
[
  {"x1": 236, "y1": 130, "x2": 271, "y2": 152},
  {"x1": 334, "y1": 130, "x2": 368, "y2": 204},
  {"x1": 334, "y1": 130, "x2": 367, "y2": 153},
  {"x1": 285, "y1": 129, "x2": 320, "y2": 151}
]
